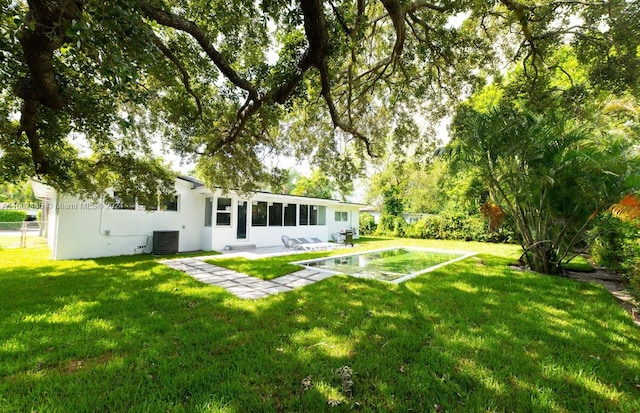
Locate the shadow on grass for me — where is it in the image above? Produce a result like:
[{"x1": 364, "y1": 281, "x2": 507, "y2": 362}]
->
[{"x1": 0, "y1": 250, "x2": 639, "y2": 411}]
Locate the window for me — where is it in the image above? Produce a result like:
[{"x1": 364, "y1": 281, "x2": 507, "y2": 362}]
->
[
  {"x1": 284, "y1": 204, "x2": 297, "y2": 226},
  {"x1": 144, "y1": 198, "x2": 159, "y2": 211},
  {"x1": 162, "y1": 195, "x2": 179, "y2": 211},
  {"x1": 268, "y1": 202, "x2": 283, "y2": 226},
  {"x1": 318, "y1": 206, "x2": 326, "y2": 225},
  {"x1": 216, "y1": 197, "x2": 232, "y2": 226},
  {"x1": 204, "y1": 197, "x2": 213, "y2": 227},
  {"x1": 335, "y1": 211, "x2": 348, "y2": 222},
  {"x1": 252, "y1": 201, "x2": 267, "y2": 226},
  {"x1": 299, "y1": 204, "x2": 309, "y2": 225},
  {"x1": 113, "y1": 191, "x2": 135, "y2": 210},
  {"x1": 309, "y1": 205, "x2": 317, "y2": 225}
]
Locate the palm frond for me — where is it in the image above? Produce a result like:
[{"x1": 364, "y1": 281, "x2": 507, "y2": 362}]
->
[
  {"x1": 609, "y1": 194, "x2": 640, "y2": 222},
  {"x1": 480, "y1": 200, "x2": 506, "y2": 232}
]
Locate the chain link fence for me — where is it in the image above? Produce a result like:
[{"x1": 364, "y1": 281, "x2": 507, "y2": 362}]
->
[{"x1": 0, "y1": 221, "x2": 47, "y2": 249}]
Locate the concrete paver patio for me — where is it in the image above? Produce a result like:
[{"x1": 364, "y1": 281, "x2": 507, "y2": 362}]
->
[{"x1": 161, "y1": 256, "x2": 334, "y2": 299}]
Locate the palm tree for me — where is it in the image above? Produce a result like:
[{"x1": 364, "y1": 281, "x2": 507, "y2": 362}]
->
[{"x1": 449, "y1": 102, "x2": 636, "y2": 274}]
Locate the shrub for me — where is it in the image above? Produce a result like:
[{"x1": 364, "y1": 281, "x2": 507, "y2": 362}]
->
[
  {"x1": 589, "y1": 215, "x2": 640, "y2": 301},
  {"x1": 589, "y1": 215, "x2": 638, "y2": 271},
  {"x1": 440, "y1": 212, "x2": 483, "y2": 241},
  {"x1": 0, "y1": 210, "x2": 27, "y2": 230},
  {"x1": 405, "y1": 214, "x2": 444, "y2": 239},
  {"x1": 0, "y1": 210, "x2": 27, "y2": 222},
  {"x1": 404, "y1": 212, "x2": 507, "y2": 242},
  {"x1": 390, "y1": 216, "x2": 407, "y2": 237},
  {"x1": 376, "y1": 213, "x2": 407, "y2": 237},
  {"x1": 359, "y1": 213, "x2": 377, "y2": 235},
  {"x1": 620, "y1": 241, "x2": 640, "y2": 302}
]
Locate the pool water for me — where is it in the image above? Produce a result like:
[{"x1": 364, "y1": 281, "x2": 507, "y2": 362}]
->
[{"x1": 295, "y1": 247, "x2": 476, "y2": 283}]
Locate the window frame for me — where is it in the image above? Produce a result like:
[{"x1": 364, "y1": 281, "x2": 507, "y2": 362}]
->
[
  {"x1": 204, "y1": 197, "x2": 213, "y2": 227},
  {"x1": 113, "y1": 191, "x2": 136, "y2": 210},
  {"x1": 335, "y1": 211, "x2": 348, "y2": 222},
  {"x1": 318, "y1": 206, "x2": 326, "y2": 225},
  {"x1": 309, "y1": 205, "x2": 317, "y2": 225},
  {"x1": 216, "y1": 197, "x2": 232, "y2": 226},
  {"x1": 284, "y1": 203, "x2": 297, "y2": 226},
  {"x1": 162, "y1": 195, "x2": 179, "y2": 212},
  {"x1": 251, "y1": 201, "x2": 268, "y2": 226},
  {"x1": 299, "y1": 204, "x2": 309, "y2": 226},
  {"x1": 268, "y1": 202, "x2": 283, "y2": 226}
]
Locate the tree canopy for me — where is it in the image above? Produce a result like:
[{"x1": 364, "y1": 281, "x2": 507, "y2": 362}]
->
[
  {"x1": 448, "y1": 68, "x2": 640, "y2": 274},
  {"x1": 1, "y1": 0, "x2": 639, "y2": 201}
]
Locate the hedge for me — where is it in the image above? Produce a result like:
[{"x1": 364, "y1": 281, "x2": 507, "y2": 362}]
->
[
  {"x1": 0, "y1": 210, "x2": 27, "y2": 222},
  {"x1": 403, "y1": 213, "x2": 485, "y2": 241},
  {"x1": 0, "y1": 210, "x2": 27, "y2": 230}
]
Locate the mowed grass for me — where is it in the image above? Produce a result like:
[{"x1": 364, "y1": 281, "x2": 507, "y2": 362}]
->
[
  {"x1": 206, "y1": 251, "x2": 334, "y2": 279},
  {"x1": 1, "y1": 238, "x2": 639, "y2": 412},
  {"x1": 0, "y1": 235, "x2": 46, "y2": 249},
  {"x1": 206, "y1": 238, "x2": 522, "y2": 280}
]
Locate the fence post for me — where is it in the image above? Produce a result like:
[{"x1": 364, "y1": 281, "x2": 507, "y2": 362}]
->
[{"x1": 21, "y1": 221, "x2": 27, "y2": 248}]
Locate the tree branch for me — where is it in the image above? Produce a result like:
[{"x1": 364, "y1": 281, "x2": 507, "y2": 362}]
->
[
  {"x1": 139, "y1": 2, "x2": 258, "y2": 98},
  {"x1": 15, "y1": 0, "x2": 86, "y2": 176},
  {"x1": 405, "y1": 1, "x2": 447, "y2": 13},
  {"x1": 18, "y1": 99, "x2": 48, "y2": 175},
  {"x1": 302, "y1": 0, "x2": 375, "y2": 157},
  {"x1": 500, "y1": 0, "x2": 544, "y2": 68},
  {"x1": 140, "y1": 2, "x2": 313, "y2": 154},
  {"x1": 17, "y1": 0, "x2": 83, "y2": 111},
  {"x1": 148, "y1": 32, "x2": 203, "y2": 119},
  {"x1": 379, "y1": 0, "x2": 406, "y2": 64}
]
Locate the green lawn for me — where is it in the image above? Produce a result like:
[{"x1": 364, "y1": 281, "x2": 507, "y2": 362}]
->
[
  {"x1": 0, "y1": 234, "x2": 46, "y2": 249},
  {"x1": 206, "y1": 251, "x2": 334, "y2": 279},
  {"x1": 1, "y1": 238, "x2": 638, "y2": 412}
]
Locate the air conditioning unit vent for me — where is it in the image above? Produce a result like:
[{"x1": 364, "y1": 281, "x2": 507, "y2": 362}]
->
[{"x1": 152, "y1": 230, "x2": 179, "y2": 255}]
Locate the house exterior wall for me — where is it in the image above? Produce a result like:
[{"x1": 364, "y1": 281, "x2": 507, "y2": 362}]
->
[
  {"x1": 51, "y1": 179, "x2": 204, "y2": 260},
  {"x1": 44, "y1": 177, "x2": 363, "y2": 260},
  {"x1": 202, "y1": 191, "x2": 361, "y2": 251},
  {"x1": 328, "y1": 207, "x2": 360, "y2": 237},
  {"x1": 46, "y1": 191, "x2": 59, "y2": 253}
]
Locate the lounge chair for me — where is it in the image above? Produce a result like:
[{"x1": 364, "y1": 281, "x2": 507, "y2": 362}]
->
[
  {"x1": 281, "y1": 235, "x2": 302, "y2": 249},
  {"x1": 282, "y1": 235, "x2": 338, "y2": 251}
]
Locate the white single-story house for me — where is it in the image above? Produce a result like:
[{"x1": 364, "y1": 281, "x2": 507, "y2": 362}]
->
[{"x1": 32, "y1": 176, "x2": 362, "y2": 260}]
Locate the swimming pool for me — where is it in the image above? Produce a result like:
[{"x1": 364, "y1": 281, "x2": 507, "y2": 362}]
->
[{"x1": 294, "y1": 247, "x2": 477, "y2": 283}]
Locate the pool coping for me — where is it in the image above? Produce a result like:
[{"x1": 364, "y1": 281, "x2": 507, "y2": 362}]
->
[{"x1": 292, "y1": 246, "x2": 478, "y2": 284}]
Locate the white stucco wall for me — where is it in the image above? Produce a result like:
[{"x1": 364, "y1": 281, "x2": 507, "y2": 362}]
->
[
  {"x1": 328, "y1": 206, "x2": 360, "y2": 237},
  {"x1": 51, "y1": 179, "x2": 204, "y2": 260},
  {"x1": 202, "y1": 192, "x2": 351, "y2": 250},
  {"x1": 201, "y1": 191, "x2": 362, "y2": 250},
  {"x1": 47, "y1": 177, "x2": 363, "y2": 259},
  {"x1": 46, "y1": 192, "x2": 59, "y2": 253}
]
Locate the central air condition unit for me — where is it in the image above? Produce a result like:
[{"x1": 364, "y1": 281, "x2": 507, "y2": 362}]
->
[{"x1": 152, "y1": 230, "x2": 179, "y2": 255}]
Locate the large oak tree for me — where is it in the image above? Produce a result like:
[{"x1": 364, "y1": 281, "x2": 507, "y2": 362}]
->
[{"x1": 1, "y1": 0, "x2": 638, "y2": 202}]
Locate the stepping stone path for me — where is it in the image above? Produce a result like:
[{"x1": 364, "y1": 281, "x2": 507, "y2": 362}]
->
[{"x1": 161, "y1": 257, "x2": 334, "y2": 299}]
